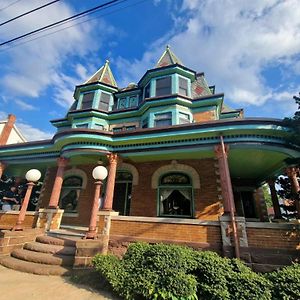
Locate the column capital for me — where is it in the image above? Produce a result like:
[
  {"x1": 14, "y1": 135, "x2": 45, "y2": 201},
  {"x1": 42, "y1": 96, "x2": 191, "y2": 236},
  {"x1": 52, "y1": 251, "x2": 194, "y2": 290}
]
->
[
  {"x1": 286, "y1": 167, "x2": 299, "y2": 178},
  {"x1": 214, "y1": 144, "x2": 229, "y2": 159},
  {"x1": 57, "y1": 157, "x2": 69, "y2": 168},
  {"x1": 107, "y1": 153, "x2": 118, "y2": 165}
]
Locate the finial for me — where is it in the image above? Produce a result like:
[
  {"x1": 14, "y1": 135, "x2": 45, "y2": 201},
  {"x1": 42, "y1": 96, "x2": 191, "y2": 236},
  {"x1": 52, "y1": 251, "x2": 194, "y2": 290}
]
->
[
  {"x1": 105, "y1": 59, "x2": 110, "y2": 65},
  {"x1": 166, "y1": 45, "x2": 170, "y2": 49}
]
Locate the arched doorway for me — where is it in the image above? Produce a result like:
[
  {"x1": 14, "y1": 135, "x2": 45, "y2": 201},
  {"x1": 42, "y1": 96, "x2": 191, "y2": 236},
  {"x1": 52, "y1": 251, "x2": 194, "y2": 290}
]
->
[
  {"x1": 158, "y1": 172, "x2": 193, "y2": 217},
  {"x1": 113, "y1": 171, "x2": 132, "y2": 215}
]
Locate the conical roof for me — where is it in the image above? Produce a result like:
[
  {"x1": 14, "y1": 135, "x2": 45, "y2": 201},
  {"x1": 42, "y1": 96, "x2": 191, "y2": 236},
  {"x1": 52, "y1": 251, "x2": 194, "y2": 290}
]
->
[
  {"x1": 84, "y1": 60, "x2": 118, "y2": 87},
  {"x1": 155, "y1": 45, "x2": 183, "y2": 68}
]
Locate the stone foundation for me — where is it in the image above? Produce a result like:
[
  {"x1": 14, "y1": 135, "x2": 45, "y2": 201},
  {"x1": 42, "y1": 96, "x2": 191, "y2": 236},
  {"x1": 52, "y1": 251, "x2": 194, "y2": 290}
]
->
[{"x1": 0, "y1": 228, "x2": 45, "y2": 256}]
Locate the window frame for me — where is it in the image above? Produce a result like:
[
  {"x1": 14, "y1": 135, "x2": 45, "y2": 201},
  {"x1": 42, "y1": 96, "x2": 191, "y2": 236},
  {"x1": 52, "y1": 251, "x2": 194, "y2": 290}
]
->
[
  {"x1": 154, "y1": 112, "x2": 172, "y2": 127},
  {"x1": 157, "y1": 172, "x2": 193, "y2": 218},
  {"x1": 155, "y1": 76, "x2": 172, "y2": 97},
  {"x1": 178, "y1": 76, "x2": 189, "y2": 96},
  {"x1": 98, "y1": 92, "x2": 111, "y2": 111},
  {"x1": 80, "y1": 92, "x2": 95, "y2": 110}
]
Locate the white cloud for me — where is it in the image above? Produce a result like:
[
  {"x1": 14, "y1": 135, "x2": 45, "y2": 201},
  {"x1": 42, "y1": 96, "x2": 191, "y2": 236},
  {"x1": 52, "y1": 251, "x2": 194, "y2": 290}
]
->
[
  {"x1": 14, "y1": 99, "x2": 37, "y2": 111},
  {"x1": 16, "y1": 122, "x2": 53, "y2": 141},
  {"x1": 115, "y1": 0, "x2": 300, "y2": 111}
]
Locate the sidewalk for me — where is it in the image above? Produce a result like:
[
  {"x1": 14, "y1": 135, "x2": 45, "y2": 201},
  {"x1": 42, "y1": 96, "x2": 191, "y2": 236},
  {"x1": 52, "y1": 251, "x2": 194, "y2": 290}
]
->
[{"x1": 0, "y1": 265, "x2": 117, "y2": 300}]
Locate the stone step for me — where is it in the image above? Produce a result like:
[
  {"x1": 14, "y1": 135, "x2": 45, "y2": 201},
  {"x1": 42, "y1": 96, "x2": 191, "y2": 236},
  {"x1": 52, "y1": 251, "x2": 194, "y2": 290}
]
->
[
  {"x1": 36, "y1": 235, "x2": 77, "y2": 247},
  {"x1": 24, "y1": 241, "x2": 76, "y2": 256},
  {"x1": 48, "y1": 229, "x2": 85, "y2": 239},
  {"x1": 11, "y1": 248, "x2": 74, "y2": 266},
  {"x1": 0, "y1": 256, "x2": 71, "y2": 276}
]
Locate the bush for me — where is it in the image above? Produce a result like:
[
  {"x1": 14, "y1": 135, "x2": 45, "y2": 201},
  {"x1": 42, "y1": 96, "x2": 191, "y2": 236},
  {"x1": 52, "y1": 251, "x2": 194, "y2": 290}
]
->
[
  {"x1": 194, "y1": 252, "x2": 272, "y2": 300},
  {"x1": 92, "y1": 242, "x2": 198, "y2": 300},
  {"x1": 265, "y1": 263, "x2": 300, "y2": 300}
]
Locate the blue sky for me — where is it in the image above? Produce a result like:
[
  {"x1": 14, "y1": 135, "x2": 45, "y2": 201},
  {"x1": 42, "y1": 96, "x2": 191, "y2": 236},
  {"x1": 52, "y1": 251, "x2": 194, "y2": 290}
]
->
[{"x1": 0, "y1": 0, "x2": 299, "y2": 141}]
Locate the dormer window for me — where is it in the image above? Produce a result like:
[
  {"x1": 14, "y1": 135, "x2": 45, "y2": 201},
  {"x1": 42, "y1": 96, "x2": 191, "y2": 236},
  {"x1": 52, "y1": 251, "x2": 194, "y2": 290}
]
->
[
  {"x1": 81, "y1": 92, "x2": 94, "y2": 109},
  {"x1": 179, "y1": 77, "x2": 188, "y2": 96},
  {"x1": 156, "y1": 76, "x2": 171, "y2": 97},
  {"x1": 98, "y1": 92, "x2": 110, "y2": 111},
  {"x1": 144, "y1": 83, "x2": 150, "y2": 99},
  {"x1": 129, "y1": 96, "x2": 138, "y2": 107},
  {"x1": 154, "y1": 112, "x2": 172, "y2": 127}
]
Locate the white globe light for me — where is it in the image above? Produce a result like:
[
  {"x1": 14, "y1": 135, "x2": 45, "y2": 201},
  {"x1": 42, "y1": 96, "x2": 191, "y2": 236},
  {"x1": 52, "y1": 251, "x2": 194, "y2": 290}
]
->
[
  {"x1": 92, "y1": 166, "x2": 108, "y2": 180},
  {"x1": 25, "y1": 169, "x2": 41, "y2": 182}
]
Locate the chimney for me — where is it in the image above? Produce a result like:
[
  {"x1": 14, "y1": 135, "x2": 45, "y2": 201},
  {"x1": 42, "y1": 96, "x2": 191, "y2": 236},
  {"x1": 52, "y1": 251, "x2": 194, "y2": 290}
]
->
[{"x1": 0, "y1": 114, "x2": 16, "y2": 145}]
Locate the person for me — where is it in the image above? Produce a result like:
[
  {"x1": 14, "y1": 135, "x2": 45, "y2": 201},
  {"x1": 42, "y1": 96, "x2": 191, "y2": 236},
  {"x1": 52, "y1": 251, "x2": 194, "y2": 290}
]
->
[{"x1": 2, "y1": 186, "x2": 19, "y2": 211}]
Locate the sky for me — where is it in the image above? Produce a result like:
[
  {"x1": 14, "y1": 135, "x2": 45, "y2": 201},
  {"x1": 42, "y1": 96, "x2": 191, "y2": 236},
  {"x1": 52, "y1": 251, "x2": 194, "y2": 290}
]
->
[{"x1": 0, "y1": 0, "x2": 300, "y2": 141}]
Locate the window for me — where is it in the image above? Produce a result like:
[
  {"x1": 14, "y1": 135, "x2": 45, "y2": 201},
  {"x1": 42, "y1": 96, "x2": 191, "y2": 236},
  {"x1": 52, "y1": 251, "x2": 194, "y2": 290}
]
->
[
  {"x1": 158, "y1": 172, "x2": 192, "y2": 217},
  {"x1": 179, "y1": 77, "x2": 188, "y2": 96},
  {"x1": 126, "y1": 125, "x2": 136, "y2": 131},
  {"x1": 144, "y1": 83, "x2": 150, "y2": 98},
  {"x1": 156, "y1": 76, "x2": 171, "y2": 96},
  {"x1": 113, "y1": 127, "x2": 123, "y2": 133},
  {"x1": 59, "y1": 176, "x2": 83, "y2": 212},
  {"x1": 154, "y1": 112, "x2": 172, "y2": 127},
  {"x1": 129, "y1": 96, "x2": 138, "y2": 107},
  {"x1": 179, "y1": 112, "x2": 190, "y2": 124},
  {"x1": 76, "y1": 124, "x2": 88, "y2": 128},
  {"x1": 94, "y1": 124, "x2": 104, "y2": 130},
  {"x1": 81, "y1": 92, "x2": 94, "y2": 109},
  {"x1": 112, "y1": 171, "x2": 133, "y2": 215},
  {"x1": 118, "y1": 98, "x2": 127, "y2": 109},
  {"x1": 98, "y1": 92, "x2": 110, "y2": 111},
  {"x1": 142, "y1": 118, "x2": 148, "y2": 128}
]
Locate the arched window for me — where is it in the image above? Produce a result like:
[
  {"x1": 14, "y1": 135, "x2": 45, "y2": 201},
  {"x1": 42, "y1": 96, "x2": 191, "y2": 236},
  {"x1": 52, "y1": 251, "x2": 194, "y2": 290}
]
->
[
  {"x1": 59, "y1": 176, "x2": 83, "y2": 212},
  {"x1": 112, "y1": 171, "x2": 132, "y2": 215},
  {"x1": 158, "y1": 172, "x2": 193, "y2": 217}
]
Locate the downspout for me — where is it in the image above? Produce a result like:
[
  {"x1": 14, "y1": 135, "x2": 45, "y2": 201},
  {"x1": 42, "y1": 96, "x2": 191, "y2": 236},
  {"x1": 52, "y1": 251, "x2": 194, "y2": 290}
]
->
[{"x1": 220, "y1": 135, "x2": 240, "y2": 258}]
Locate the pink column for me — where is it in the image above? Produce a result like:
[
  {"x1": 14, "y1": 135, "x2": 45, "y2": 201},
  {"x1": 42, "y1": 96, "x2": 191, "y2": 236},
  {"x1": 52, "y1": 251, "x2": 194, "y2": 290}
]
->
[
  {"x1": 286, "y1": 167, "x2": 300, "y2": 219},
  {"x1": 215, "y1": 136, "x2": 240, "y2": 258},
  {"x1": 0, "y1": 162, "x2": 6, "y2": 179},
  {"x1": 103, "y1": 153, "x2": 118, "y2": 210},
  {"x1": 48, "y1": 157, "x2": 69, "y2": 209},
  {"x1": 214, "y1": 144, "x2": 231, "y2": 213},
  {"x1": 13, "y1": 182, "x2": 35, "y2": 231},
  {"x1": 267, "y1": 179, "x2": 282, "y2": 219},
  {"x1": 85, "y1": 181, "x2": 103, "y2": 239}
]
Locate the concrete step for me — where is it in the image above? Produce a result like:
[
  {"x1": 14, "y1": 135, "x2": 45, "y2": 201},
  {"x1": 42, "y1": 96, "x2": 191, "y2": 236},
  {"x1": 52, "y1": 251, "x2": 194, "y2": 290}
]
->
[
  {"x1": 0, "y1": 256, "x2": 71, "y2": 276},
  {"x1": 24, "y1": 241, "x2": 76, "y2": 256},
  {"x1": 48, "y1": 229, "x2": 85, "y2": 239},
  {"x1": 11, "y1": 248, "x2": 74, "y2": 266},
  {"x1": 36, "y1": 235, "x2": 77, "y2": 247}
]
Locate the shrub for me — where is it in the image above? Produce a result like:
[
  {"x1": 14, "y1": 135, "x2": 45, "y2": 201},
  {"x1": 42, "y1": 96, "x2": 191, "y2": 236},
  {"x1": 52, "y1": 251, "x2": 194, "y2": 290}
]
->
[
  {"x1": 92, "y1": 242, "x2": 198, "y2": 300},
  {"x1": 265, "y1": 263, "x2": 300, "y2": 300},
  {"x1": 194, "y1": 252, "x2": 272, "y2": 300}
]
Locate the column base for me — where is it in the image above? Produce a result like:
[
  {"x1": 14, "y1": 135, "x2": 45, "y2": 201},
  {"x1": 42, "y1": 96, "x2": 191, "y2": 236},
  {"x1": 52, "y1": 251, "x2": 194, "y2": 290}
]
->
[{"x1": 36, "y1": 208, "x2": 64, "y2": 231}]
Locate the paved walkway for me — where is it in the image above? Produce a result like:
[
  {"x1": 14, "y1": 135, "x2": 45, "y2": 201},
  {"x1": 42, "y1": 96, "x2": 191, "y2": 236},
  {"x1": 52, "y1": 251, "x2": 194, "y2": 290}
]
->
[{"x1": 0, "y1": 265, "x2": 117, "y2": 300}]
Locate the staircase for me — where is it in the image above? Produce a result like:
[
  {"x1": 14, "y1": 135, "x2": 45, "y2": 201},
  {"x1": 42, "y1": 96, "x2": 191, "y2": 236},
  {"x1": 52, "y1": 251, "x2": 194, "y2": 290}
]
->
[{"x1": 0, "y1": 235, "x2": 77, "y2": 275}]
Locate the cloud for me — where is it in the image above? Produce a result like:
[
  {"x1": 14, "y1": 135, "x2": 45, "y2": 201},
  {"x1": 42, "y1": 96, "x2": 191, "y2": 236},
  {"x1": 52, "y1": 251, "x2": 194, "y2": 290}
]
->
[
  {"x1": 115, "y1": 0, "x2": 300, "y2": 110},
  {"x1": 0, "y1": 0, "x2": 103, "y2": 99},
  {"x1": 14, "y1": 99, "x2": 37, "y2": 111},
  {"x1": 16, "y1": 122, "x2": 53, "y2": 141}
]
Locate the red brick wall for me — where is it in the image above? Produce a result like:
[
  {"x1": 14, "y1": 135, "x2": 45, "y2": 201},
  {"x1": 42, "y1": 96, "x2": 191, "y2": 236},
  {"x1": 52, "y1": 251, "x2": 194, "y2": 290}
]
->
[
  {"x1": 0, "y1": 212, "x2": 37, "y2": 229},
  {"x1": 247, "y1": 227, "x2": 300, "y2": 250},
  {"x1": 110, "y1": 219, "x2": 222, "y2": 249},
  {"x1": 130, "y1": 159, "x2": 222, "y2": 220}
]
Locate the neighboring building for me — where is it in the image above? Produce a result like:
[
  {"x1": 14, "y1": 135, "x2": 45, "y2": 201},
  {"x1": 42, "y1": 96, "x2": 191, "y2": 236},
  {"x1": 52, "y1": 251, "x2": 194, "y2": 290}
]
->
[
  {"x1": 0, "y1": 47, "x2": 299, "y2": 269},
  {"x1": 0, "y1": 114, "x2": 26, "y2": 145}
]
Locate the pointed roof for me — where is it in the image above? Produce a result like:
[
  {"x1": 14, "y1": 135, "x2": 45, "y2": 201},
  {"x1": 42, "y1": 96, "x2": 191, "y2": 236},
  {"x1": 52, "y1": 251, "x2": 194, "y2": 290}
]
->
[
  {"x1": 156, "y1": 45, "x2": 183, "y2": 68},
  {"x1": 84, "y1": 60, "x2": 118, "y2": 87}
]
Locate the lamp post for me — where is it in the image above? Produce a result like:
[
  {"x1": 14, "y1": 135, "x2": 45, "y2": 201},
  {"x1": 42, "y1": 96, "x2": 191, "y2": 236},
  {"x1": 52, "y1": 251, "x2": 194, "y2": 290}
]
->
[
  {"x1": 13, "y1": 169, "x2": 41, "y2": 231},
  {"x1": 85, "y1": 166, "x2": 108, "y2": 239}
]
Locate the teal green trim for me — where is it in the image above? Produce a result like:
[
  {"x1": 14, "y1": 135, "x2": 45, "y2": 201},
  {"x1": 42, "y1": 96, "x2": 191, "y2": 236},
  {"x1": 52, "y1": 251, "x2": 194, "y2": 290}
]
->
[
  {"x1": 93, "y1": 90, "x2": 101, "y2": 109},
  {"x1": 150, "y1": 78, "x2": 155, "y2": 97},
  {"x1": 172, "y1": 74, "x2": 177, "y2": 94}
]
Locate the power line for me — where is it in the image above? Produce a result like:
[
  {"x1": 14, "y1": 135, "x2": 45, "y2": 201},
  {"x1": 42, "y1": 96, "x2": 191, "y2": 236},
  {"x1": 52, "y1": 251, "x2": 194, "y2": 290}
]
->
[
  {"x1": 0, "y1": 0, "x2": 123, "y2": 47},
  {"x1": 0, "y1": 0, "x2": 62, "y2": 27},
  {"x1": 0, "y1": 0, "x2": 23, "y2": 12},
  {"x1": 0, "y1": 0, "x2": 148, "y2": 53}
]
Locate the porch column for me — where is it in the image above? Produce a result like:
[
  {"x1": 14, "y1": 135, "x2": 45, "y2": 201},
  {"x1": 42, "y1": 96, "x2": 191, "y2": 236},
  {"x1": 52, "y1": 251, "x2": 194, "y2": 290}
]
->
[
  {"x1": 215, "y1": 136, "x2": 240, "y2": 258},
  {"x1": 0, "y1": 162, "x2": 6, "y2": 179},
  {"x1": 267, "y1": 179, "x2": 282, "y2": 219},
  {"x1": 48, "y1": 157, "x2": 69, "y2": 209},
  {"x1": 103, "y1": 153, "x2": 118, "y2": 210},
  {"x1": 0, "y1": 114, "x2": 16, "y2": 145},
  {"x1": 214, "y1": 144, "x2": 231, "y2": 213},
  {"x1": 286, "y1": 167, "x2": 300, "y2": 219}
]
